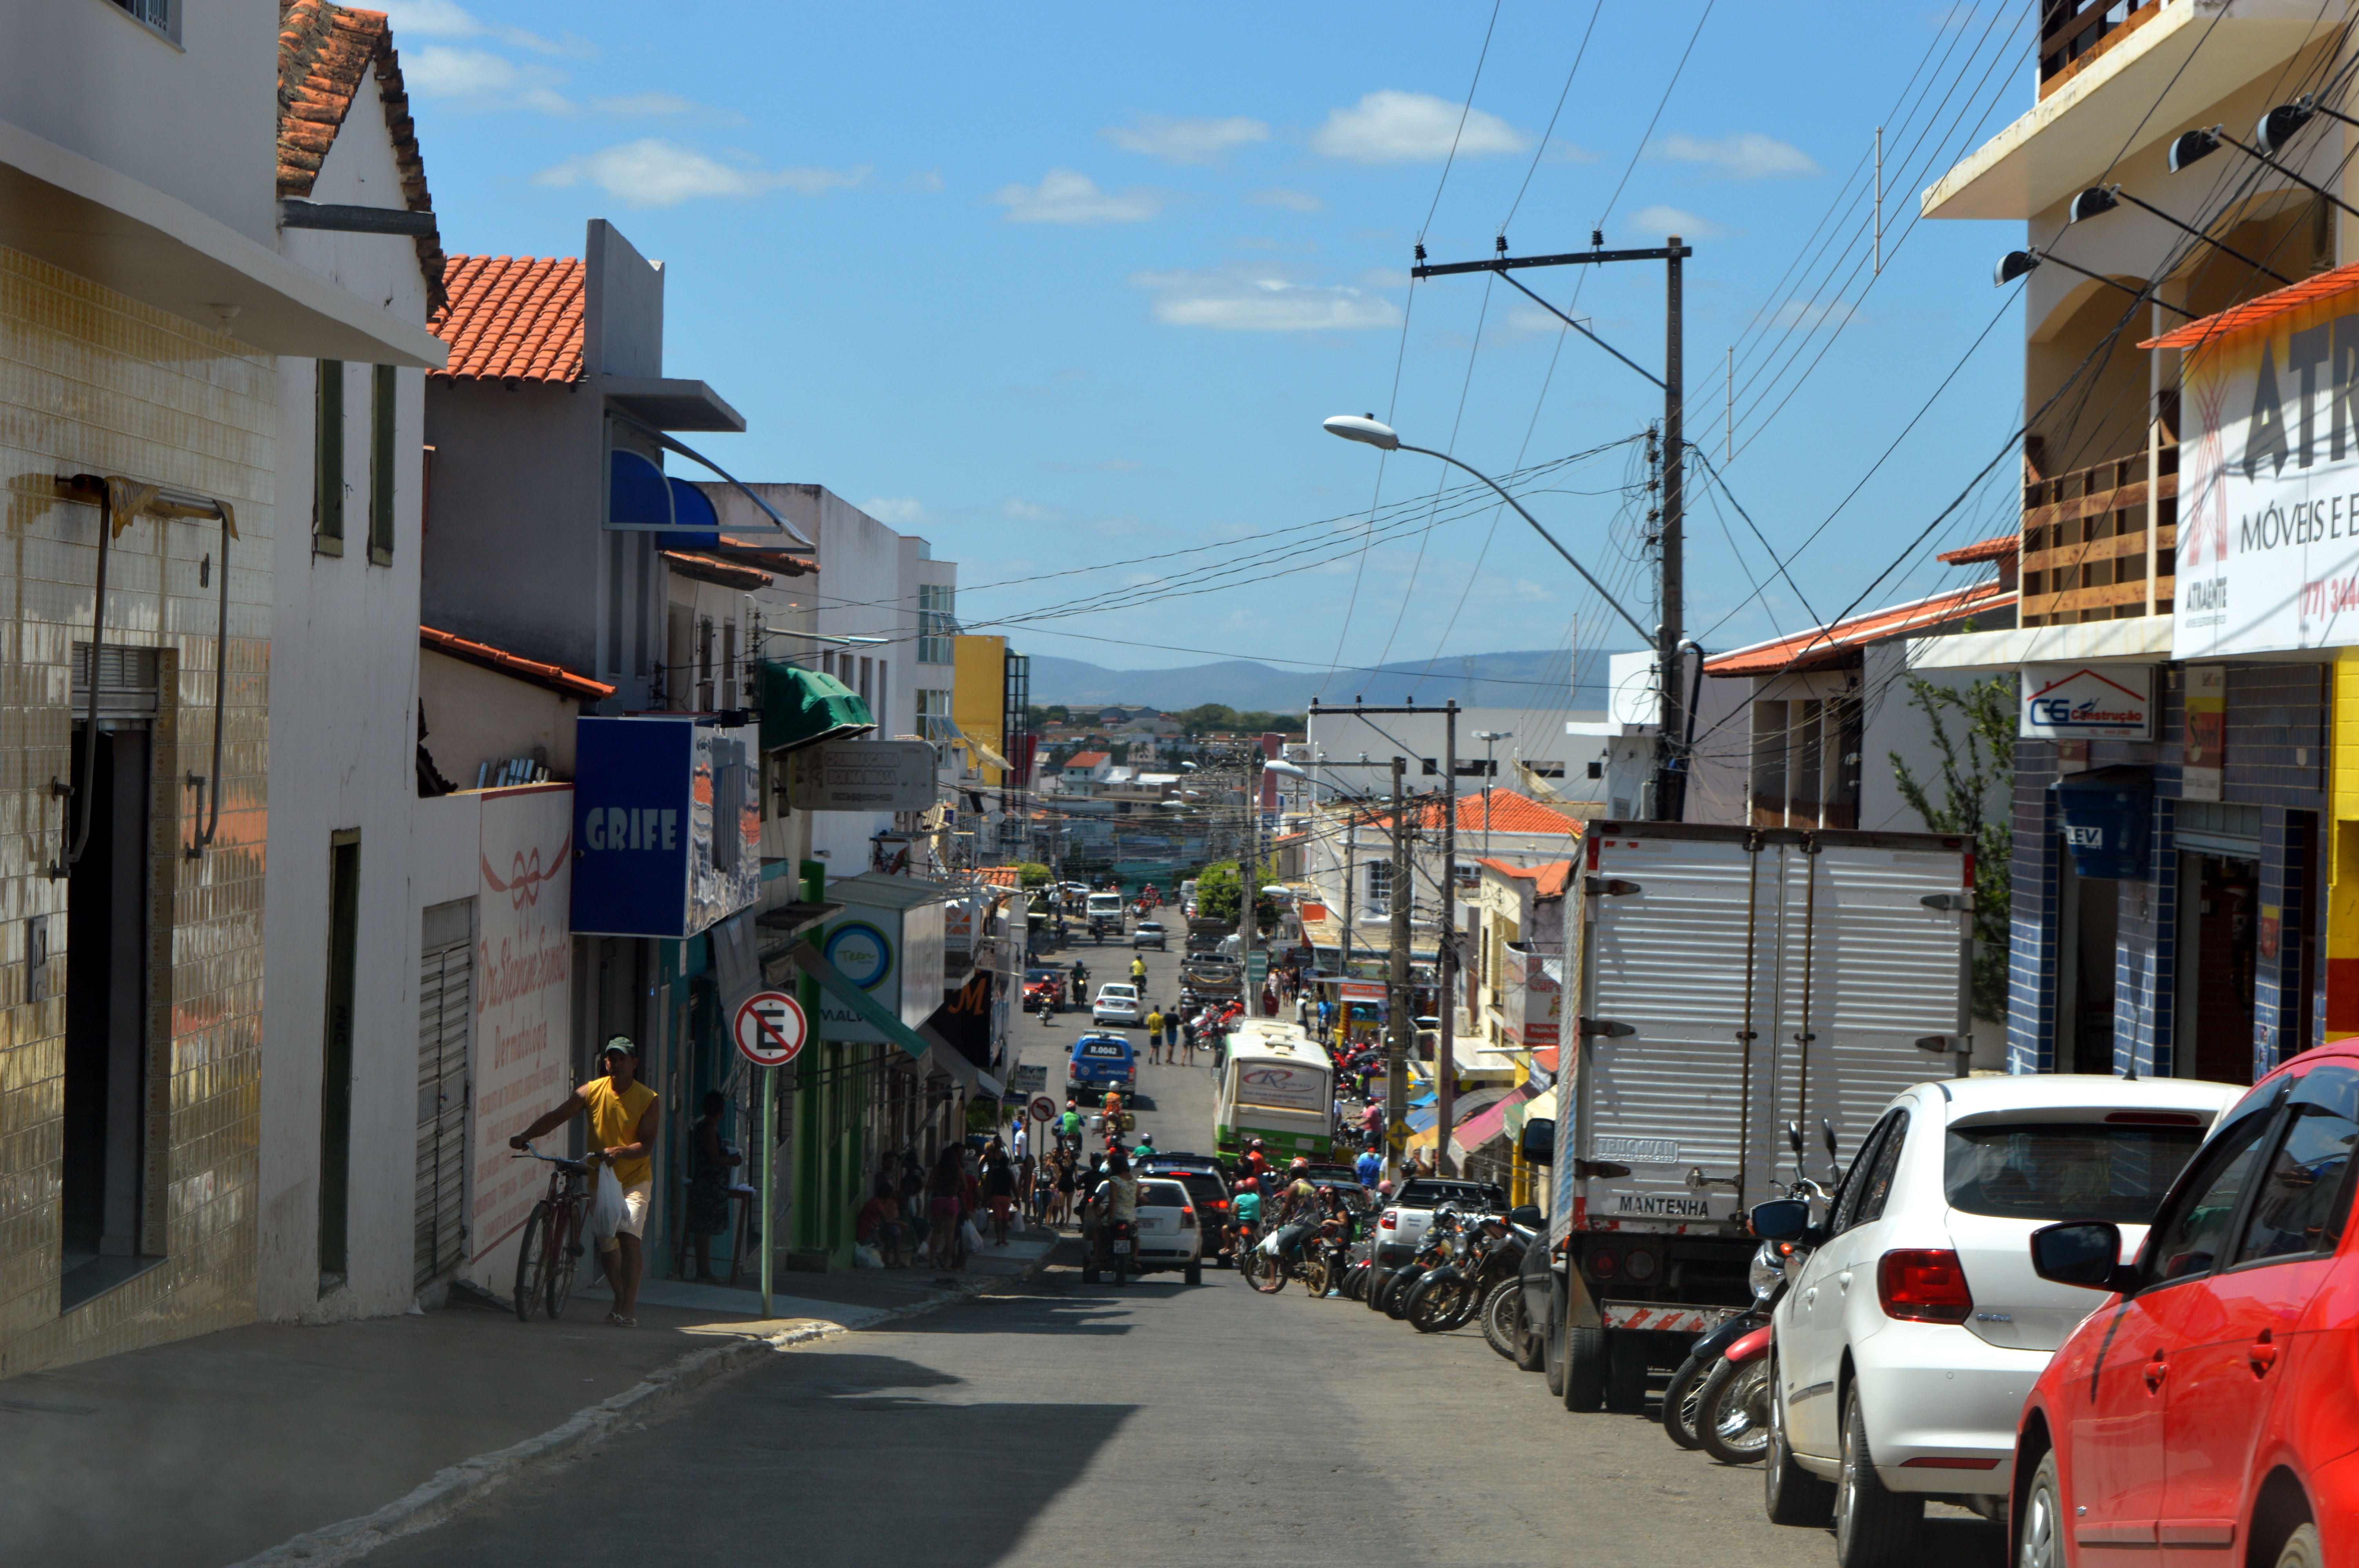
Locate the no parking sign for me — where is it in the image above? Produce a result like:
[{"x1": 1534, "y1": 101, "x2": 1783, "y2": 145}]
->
[{"x1": 733, "y1": 990, "x2": 809, "y2": 1068}]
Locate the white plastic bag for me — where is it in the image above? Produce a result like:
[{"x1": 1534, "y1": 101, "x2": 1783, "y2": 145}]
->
[
  {"x1": 852, "y1": 1242, "x2": 883, "y2": 1269},
  {"x1": 961, "y1": 1217, "x2": 985, "y2": 1252},
  {"x1": 587, "y1": 1164, "x2": 627, "y2": 1249},
  {"x1": 1260, "y1": 1229, "x2": 1283, "y2": 1257}
]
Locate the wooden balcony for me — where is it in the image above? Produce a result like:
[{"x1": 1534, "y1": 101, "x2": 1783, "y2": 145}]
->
[
  {"x1": 2039, "y1": 0, "x2": 2166, "y2": 99},
  {"x1": 2019, "y1": 419, "x2": 2175, "y2": 626}
]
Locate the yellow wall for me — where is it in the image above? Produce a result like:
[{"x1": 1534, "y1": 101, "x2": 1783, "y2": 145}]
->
[
  {"x1": 953, "y1": 633, "x2": 1006, "y2": 785},
  {"x1": 2331, "y1": 649, "x2": 2359, "y2": 1037},
  {"x1": 0, "y1": 245, "x2": 275, "y2": 1375}
]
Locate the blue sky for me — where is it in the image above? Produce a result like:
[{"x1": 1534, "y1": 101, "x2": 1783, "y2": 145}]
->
[{"x1": 388, "y1": 0, "x2": 2036, "y2": 690}]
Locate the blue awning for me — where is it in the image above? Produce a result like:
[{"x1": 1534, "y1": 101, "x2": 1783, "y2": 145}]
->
[
  {"x1": 667, "y1": 476, "x2": 720, "y2": 547},
  {"x1": 609, "y1": 448, "x2": 671, "y2": 529}
]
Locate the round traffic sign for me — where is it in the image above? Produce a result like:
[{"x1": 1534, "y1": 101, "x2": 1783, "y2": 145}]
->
[
  {"x1": 733, "y1": 990, "x2": 809, "y2": 1068},
  {"x1": 1030, "y1": 1094, "x2": 1057, "y2": 1122}
]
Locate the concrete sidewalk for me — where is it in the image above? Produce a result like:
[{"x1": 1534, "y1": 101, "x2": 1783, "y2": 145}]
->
[{"x1": 0, "y1": 1230, "x2": 1060, "y2": 1568}]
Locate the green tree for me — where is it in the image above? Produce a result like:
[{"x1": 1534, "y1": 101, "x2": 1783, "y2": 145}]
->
[
  {"x1": 1888, "y1": 673, "x2": 2017, "y2": 1022},
  {"x1": 1016, "y1": 861, "x2": 1052, "y2": 889},
  {"x1": 1194, "y1": 860, "x2": 1279, "y2": 931}
]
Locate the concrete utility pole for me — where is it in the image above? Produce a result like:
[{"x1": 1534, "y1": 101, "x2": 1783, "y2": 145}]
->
[
  {"x1": 1338, "y1": 805, "x2": 1355, "y2": 1053},
  {"x1": 1438, "y1": 702, "x2": 1458, "y2": 1176},
  {"x1": 1409, "y1": 234, "x2": 1693, "y2": 822},
  {"x1": 1239, "y1": 745, "x2": 1261, "y2": 1012},
  {"x1": 1386, "y1": 755, "x2": 1410, "y2": 1182}
]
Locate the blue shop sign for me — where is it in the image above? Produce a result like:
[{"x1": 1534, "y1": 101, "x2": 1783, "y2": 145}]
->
[
  {"x1": 572, "y1": 715, "x2": 761, "y2": 938},
  {"x1": 2052, "y1": 766, "x2": 2153, "y2": 882}
]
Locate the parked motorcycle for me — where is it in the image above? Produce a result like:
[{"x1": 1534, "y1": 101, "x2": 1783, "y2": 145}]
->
[
  {"x1": 1381, "y1": 1203, "x2": 1468, "y2": 1321},
  {"x1": 1408, "y1": 1210, "x2": 1521, "y2": 1334},
  {"x1": 1478, "y1": 1211, "x2": 1543, "y2": 1359}
]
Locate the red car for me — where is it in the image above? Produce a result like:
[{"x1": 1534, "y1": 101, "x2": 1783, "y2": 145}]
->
[
  {"x1": 2013, "y1": 1040, "x2": 2359, "y2": 1568},
  {"x1": 1022, "y1": 969, "x2": 1064, "y2": 1013}
]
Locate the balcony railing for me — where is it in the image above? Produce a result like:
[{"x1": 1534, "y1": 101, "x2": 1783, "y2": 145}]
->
[
  {"x1": 2019, "y1": 421, "x2": 2176, "y2": 626},
  {"x1": 2039, "y1": 0, "x2": 2166, "y2": 99}
]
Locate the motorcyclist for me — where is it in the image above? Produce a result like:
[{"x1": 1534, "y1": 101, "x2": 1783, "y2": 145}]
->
[
  {"x1": 1132, "y1": 1131, "x2": 1157, "y2": 1161},
  {"x1": 1089, "y1": 1149, "x2": 1141, "y2": 1271},
  {"x1": 1229, "y1": 1176, "x2": 1262, "y2": 1258},
  {"x1": 1268, "y1": 1160, "x2": 1322, "y2": 1269},
  {"x1": 1130, "y1": 954, "x2": 1147, "y2": 985},
  {"x1": 1058, "y1": 1100, "x2": 1083, "y2": 1153},
  {"x1": 1069, "y1": 961, "x2": 1088, "y2": 1003}
]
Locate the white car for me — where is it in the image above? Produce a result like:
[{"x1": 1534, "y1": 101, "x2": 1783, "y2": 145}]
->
[
  {"x1": 1756, "y1": 1073, "x2": 2239, "y2": 1567},
  {"x1": 1134, "y1": 1177, "x2": 1203, "y2": 1283},
  {"x1": 1091, "y1": 984, "x2": 1143, "y2": 1027}
]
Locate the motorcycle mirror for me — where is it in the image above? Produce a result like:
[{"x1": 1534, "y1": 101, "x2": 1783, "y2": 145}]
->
[
  {"x1": 1821, "y1": 1118, "x2": 1840, "y2": 1167},
  {"x1": 1785, "y1": 1120, "x2": 1804, "y2": 1157}
]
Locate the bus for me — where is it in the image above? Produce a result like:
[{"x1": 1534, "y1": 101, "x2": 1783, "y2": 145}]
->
[{"x1": 1215, "y1": 1020, "x2": 1333, "y2": 1162}]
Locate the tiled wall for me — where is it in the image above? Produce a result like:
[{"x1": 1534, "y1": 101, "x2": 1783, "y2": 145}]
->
[
  {"x1": 2008, "y1": 740, "x2": 2061, "y2": 1073},
  {"x1": 0, "y1": 246, "x2": 274, "y2": 1376}
]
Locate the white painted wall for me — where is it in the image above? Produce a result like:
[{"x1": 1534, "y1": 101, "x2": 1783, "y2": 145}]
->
[
  {"x1": 258, "y1": 108, "x2": 431, "y2": 1322},
  {"x1": 418, "y1": 649, "x2": 580, "y2": 786}
]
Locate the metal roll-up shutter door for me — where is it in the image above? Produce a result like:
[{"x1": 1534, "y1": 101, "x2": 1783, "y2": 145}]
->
[{"x1": 415, "y1": 900, "x2": 474, "y2": 1290}]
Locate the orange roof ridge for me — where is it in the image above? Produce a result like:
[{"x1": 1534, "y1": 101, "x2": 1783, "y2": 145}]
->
[
  {"x1": 431, "y1": 255, "x2": 587, "y2": 383},
  {"x1": 420, "y1": 624, "x2": 614, "y2": 699},
  {"x1": 2141, "y1": 258, "x2": 2359, "y2": 353},
  {"x1": 277, "y1": 0, "x2": 445, "y2": 309},
  {"x1": 1937, "y1": 534, "x2": 2018, "y2": 565},
  {"x1": 1705, "y1": 579, "x2": 2014, "y2": 676}
]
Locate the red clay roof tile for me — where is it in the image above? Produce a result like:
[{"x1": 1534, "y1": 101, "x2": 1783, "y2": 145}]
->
[
  {"x1": 420, "y1": 624, "x2": 614, "y2": 700},
  {"x1": 1703, "y1": 579, "x2": 2014, "y2": 677},
  {"x1": 429, "y1": 255, "x2": 587, "y2": 383},
  {"x1": 277, "y1": 0, "x2": 445, "y2": 308},
  {"x1": 1937, "y1": 534, "x2": 2018, "y2": 565}
]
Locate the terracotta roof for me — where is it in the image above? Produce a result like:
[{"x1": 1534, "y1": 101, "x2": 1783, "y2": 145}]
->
[
  {"x1": 712, "y1": 537, "x2": 815, "y2": 576},
  {"x1": 1369, "y1": 789, "x2": 1583, "y2": 837},
  {"x1": 974, "y1": 867, "x2": 1024, "y2": 888},
  {"x1": 660, "y1": 550, "x2": 772, "y2": 591},
  {"x1": 277, "y1": 0, "x2": 445, "y2": 309},
  {"x1": 430, "y1": 255, "x2": 586, "y2": 383},
  {"x1": 1475, "y1": 857, "x2": 1574, "y2": 898},
  {"x1": 1065, "y1": 751, "x2": 1110, "y2": 768},
  {"x1": 1937, "y1": 534, "x2": 2018, "y2": 565},
  {"x1": 1704, "y1": 578, "x2": 2015, "y2": 677},
  {"x1": 420, "y1": 624, "x2": 615, "y2": 700},
  {"x1": 2141, "y1": 258, "x2": 2359, "y2": 353}
]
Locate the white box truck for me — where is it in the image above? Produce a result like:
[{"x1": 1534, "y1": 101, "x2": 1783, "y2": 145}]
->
[{"x1": 1541, "y1": 822, "x2": 1973, "y2": 1412}]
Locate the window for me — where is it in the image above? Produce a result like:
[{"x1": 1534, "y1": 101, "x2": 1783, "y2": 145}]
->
[
  {"x1": 918, "y1": 688, "x2": 954, "y2": 745},
  {"x1": 314, "y1": 360, "x2": 345, "y2": 554},
  {"x1": 877, "y1": 659, "x2": 889, "y2": 730},
  {"x1": 1366, "y1": 861, "x2": 1392, "y2": 909},
  {"x1": 918, "y1": 584, "x2": 957, "y2": 664},
  {"x1": 697, "y1": 617, "x2": 716, "y2": 711},
  {"x1": 368, "y1": 365, "x2": 396, "y2": 565},
  {"x1": 2145, "y1": 1097, "x2": 2282, "y2": 1285},
  {"x1": 722, "y1": 621, "x2": 738, "y2": 710},
  {"x1": 108, "y1": 0, "x2": 177, "y2": 43},
  {"x1": 1830, "y1": 1112, "x2": 1900, "y2": 1233},
  {"x1": 2235, "y1": 1066, "x2": 2359, "y2": 1265},
  {"x1": 1848, "y1": 1112, "x2": 1909, "y2": 1229},
  {"x1": 1945, "y1": 1122, "x2": 2205, "y2": 1225}
]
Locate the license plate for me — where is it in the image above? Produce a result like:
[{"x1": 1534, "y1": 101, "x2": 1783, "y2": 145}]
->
[{"x1": 1113, "y1": 1241, "x2": 1132, "y2": 1254}]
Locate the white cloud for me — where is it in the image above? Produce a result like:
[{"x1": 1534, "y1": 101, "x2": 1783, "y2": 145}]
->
[
  {"x1": 1761, "y1": 299, "x2": 1858, "y2": 331},
  {"x1": 992, "y1": 169, "x2": 1166, "y2": 225},
  {"x1": 534, "y1": 140, "x2": 870, "y2": 207},
  {"x1": 908, "y1": 169, "x2": 946, "y2": 192},
  {"x1": 1546, "y1": 140, "x2": 1601, "y2": 164},
  {"x1": 591, "y1": 91, "x2": 696, "y2": 118},
  {"x1": 862, "y1": 497, "x2": 928, "y2": 526},
  {"x1": 1627, "y1": 204, "x2": 1724, "y2": 239},
  {"x1": 1310, "y1": 90, "x2": 1527, "y2": 164},
  {"x1": 1101, "y1": 115, "x2": 1269, "y2": 165},
  {"x1": 402, "y1": 45, "x2": 574, "y2": 112},
  {"x1": 1657, "y1": 132, "x2": 1819, "y2": 179},
  {"x1": 381, "y1": 1, "x2": 576, "y2": 54},
  {"x1": 1129, "y1": 267, "x2": 1400, "y2": 332},
  {"x1": 1001, "y1": 497, "x2": 1059, "y2": 521},
  {"x1": 1249, "y1": 187, "x2": 1325, "y2": 213}
]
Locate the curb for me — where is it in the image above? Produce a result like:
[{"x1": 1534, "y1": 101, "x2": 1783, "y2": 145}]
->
[{"x1": 228, "y1": 1247, "x2": 1056, "y2": 1568}]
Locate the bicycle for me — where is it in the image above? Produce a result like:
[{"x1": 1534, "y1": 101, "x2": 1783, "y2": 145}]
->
[{"x1": 511, "y1": 1143, "x2": 592, "y2": 1323}]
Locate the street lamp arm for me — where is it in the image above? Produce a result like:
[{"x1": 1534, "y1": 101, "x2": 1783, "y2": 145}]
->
[{"x1": 1394, "y1": 441, "x2": 1654, "y2": 643}]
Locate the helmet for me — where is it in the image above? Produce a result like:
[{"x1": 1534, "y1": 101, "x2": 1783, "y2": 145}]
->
[
  {"x1": 1318, "y1": 1184, "x2": 1335, "y2": 1196},
  {"x1": 1250, "y1": 1138, "x2": 1265, "y2": 1151},
  {"x1": 1236, "y1": 1177, "x2": 1258, "y2": 1192},
  {"x1": 1290, "y1": 1157, "x2": 1309, "y2": 1172},
  {"x1": 1377, "y1": 1180, "x2": 1394, "y2": 1195}
]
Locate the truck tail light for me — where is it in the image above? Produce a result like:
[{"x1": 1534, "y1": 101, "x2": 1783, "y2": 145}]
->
[
  {"x1": 1878, "y1": 1249, "x2": 1973, "y2": 1323},
  {"x1": 1381, "y1": 1211, "x2": 1397, "y2": 1230},
  {"x1": 1588, "y1": 1249, "x2": 1619, "y2": 1279}
]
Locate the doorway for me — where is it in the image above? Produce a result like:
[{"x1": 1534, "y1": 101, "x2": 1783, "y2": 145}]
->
[
  {"x1": 2056, "y1": 849, "x2": 2119, "y2": 1074},
  {"x1": 2177, "y1": 852, "x2": 2259, "y2": 1083},
  {"x1": 60, "y1": 725, "x2": 154, "y2": 1308}
]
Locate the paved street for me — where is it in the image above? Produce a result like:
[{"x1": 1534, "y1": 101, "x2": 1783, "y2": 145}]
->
[
  {"x1": 1012, "y1": 925, "x2": 1218, "y2": 1158},
  {"x1": 365, "y1": 924, "x2": 2008, "y2": 1568}
]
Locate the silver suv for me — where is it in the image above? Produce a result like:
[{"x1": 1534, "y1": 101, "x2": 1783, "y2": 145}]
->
[{"x1": 1372, "y1": 1178, "x2": 1507, "y2": 1268}]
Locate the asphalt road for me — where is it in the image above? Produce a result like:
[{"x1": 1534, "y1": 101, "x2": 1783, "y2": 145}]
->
[
  {"x1": 1010, "y1": 922, "x2": 1222, "y2": 1161},
  {"x1": 365, "y1": 926, "x2": 2010, "y2": 1568}
]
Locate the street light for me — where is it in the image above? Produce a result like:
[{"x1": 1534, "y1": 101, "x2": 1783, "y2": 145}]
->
[
  {"x1": 1473, "y1": 730, "x2": 1512, "y2": 861},
  {"x1": 1321, "y1": 415, "x2": 1651, "y2": 644},
  {"x1": 2166, "y1": 123, "x2": 2359, "y2": 225},
  {"x1": 2064, "y1": 184, "x2": 2292, "y2": 286},
  {"x1": 1992, "y1": 247, "x2": 2196, "y2": 316}
]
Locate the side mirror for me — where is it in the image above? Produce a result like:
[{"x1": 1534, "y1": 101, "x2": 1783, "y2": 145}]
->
[
  {"x1": 1750, "y1": 1198, "x2": 1810, "y2": 1242},
  {"x1": 1821, "y1": 1118, "x2": 1840, "y2": 1166},
  {"x1": 2030, "y1": 1221, "x2": 2133, "y2": 1292},
  {"x1": 1508, "y1": 1203, "x2": 1543, "y2": 1229},
  {"x1": 1785, "y1": 1119, "x2": 1804, "y2": 1157},
  {"x1": 1520, "y1": 1116, "x2": 1556, "y2": 1166}
]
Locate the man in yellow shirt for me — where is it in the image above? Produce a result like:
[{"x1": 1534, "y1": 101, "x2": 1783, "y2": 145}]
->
[{"x1": 511, "y1": 1037, "x2": 660, "y2": 1327}]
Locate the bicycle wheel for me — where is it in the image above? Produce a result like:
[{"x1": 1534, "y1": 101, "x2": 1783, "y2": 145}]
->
[
  {"x1": 1300, "y1": 1254, "x2": 1330, "y2": 1297},
  {"x1": 544, "y1": 1203, "x2": 584, "y2": 1319},
  {"x1": 513, "y1": 1202, "x2": 551, "y2": 1323},
  {"x1": 1249, "y1": 1250, "x2": 1290, "y2": 1295}
]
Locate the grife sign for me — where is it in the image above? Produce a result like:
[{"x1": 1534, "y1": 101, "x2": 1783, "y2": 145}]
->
[{"x1": 2170, "y1": 267, "x2": 2359, "y2": 658}]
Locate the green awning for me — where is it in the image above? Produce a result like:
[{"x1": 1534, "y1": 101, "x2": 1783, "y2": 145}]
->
[
  {"x1": 786, "y1": 941, "x2": 928, "y2": 1060},
  {"x1": 759, "y1": 662, "x2": 875, "y2": 753}
]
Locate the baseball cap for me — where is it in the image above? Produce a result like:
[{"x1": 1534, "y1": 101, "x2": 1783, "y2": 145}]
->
[{"x1": 599, "y1": 1035, "x2": 638, "y2": 1059}]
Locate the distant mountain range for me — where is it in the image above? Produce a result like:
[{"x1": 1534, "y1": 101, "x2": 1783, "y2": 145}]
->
[{"x1": 1026, "y1": 647, "x2": 1624, "y2": 714}]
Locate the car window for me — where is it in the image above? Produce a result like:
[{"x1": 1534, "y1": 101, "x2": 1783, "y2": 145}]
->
[
  {"x1": 1945, "y1": 1122, "x2": 2205, "y2": 1224},
  {"x1": 2234, "y1": 1065, "x2": 2359, "y2": 1266},
  {"x1": 1140, "y1": 1181, "x2": 1187, "y2": 1209},
  {"x1": 1849, "y1": 1112, "x2": 1910, "y2": 1230},
  {"x1": 1172, "y1": 1173, "x2": 1225, "y2": 1207},
  {"x1": 1830, "y1": 1113, "x2": 1898, "y2": 1234},
  {"x1": 2143, "y1": 1096, "x2": 2284, "y2": 1286}
]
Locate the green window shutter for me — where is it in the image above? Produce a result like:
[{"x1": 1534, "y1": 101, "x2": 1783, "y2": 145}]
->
[
  {"x1": 315, "y1": 360, "x2": 345, "y2": 553},
  {"x1": 369, "y1": 364, "x2": 396, "y2": 564}
]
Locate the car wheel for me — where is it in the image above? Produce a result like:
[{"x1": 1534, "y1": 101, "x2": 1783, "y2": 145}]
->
[
  {"x1": 2273, "y1": 1524, "x2": 2323, "y2": 1568},
  {"x1": 1764, "y1": 1354, "x2": 1836, "y2": 1526},
  {"x1": 2016, "y1": 1451, "x2": 2063, "y2": 1568},
  {"x1": 1834, "y1": 1383, "x2": 1922, "y2": 1568}
]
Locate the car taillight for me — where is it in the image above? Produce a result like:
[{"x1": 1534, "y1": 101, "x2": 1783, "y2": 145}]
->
[
  {"x1": 1589, "y1": 1249, "x2": 1618, "y2": 1279},
  {"x1": 1878, "y1": 1249, "x2": 1973, "y2": 1323},
  {"x1": 1181, "y1": 1208, "x2": 1197, "y2": 1229},
  {"x1": 1380, "y1": 1211, "x2": 1397, "y2": 1230},
  {"x1": 1209, "y1": 1199, "x2": 1229, "y2": 1210}
]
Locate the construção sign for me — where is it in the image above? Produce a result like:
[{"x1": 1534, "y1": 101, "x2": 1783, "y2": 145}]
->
[{"x1": 2018, "y1": 663, "x2": 2154, "y2": 740}]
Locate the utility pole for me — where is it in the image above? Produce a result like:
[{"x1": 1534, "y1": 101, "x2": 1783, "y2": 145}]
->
[
  {"x1": 1438, "y1": 702, "x2": 1458, "y2": 1176},
  {"x1": 1386, "y1": 755, "x2": 1410, "y2": 1182},
  {"x1": 1338, "y1": 803, "x2": 1355, "y2": 1055},
  {"x1": 1411, "y1": 234, "x2": 1692, "y2": 823}
]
